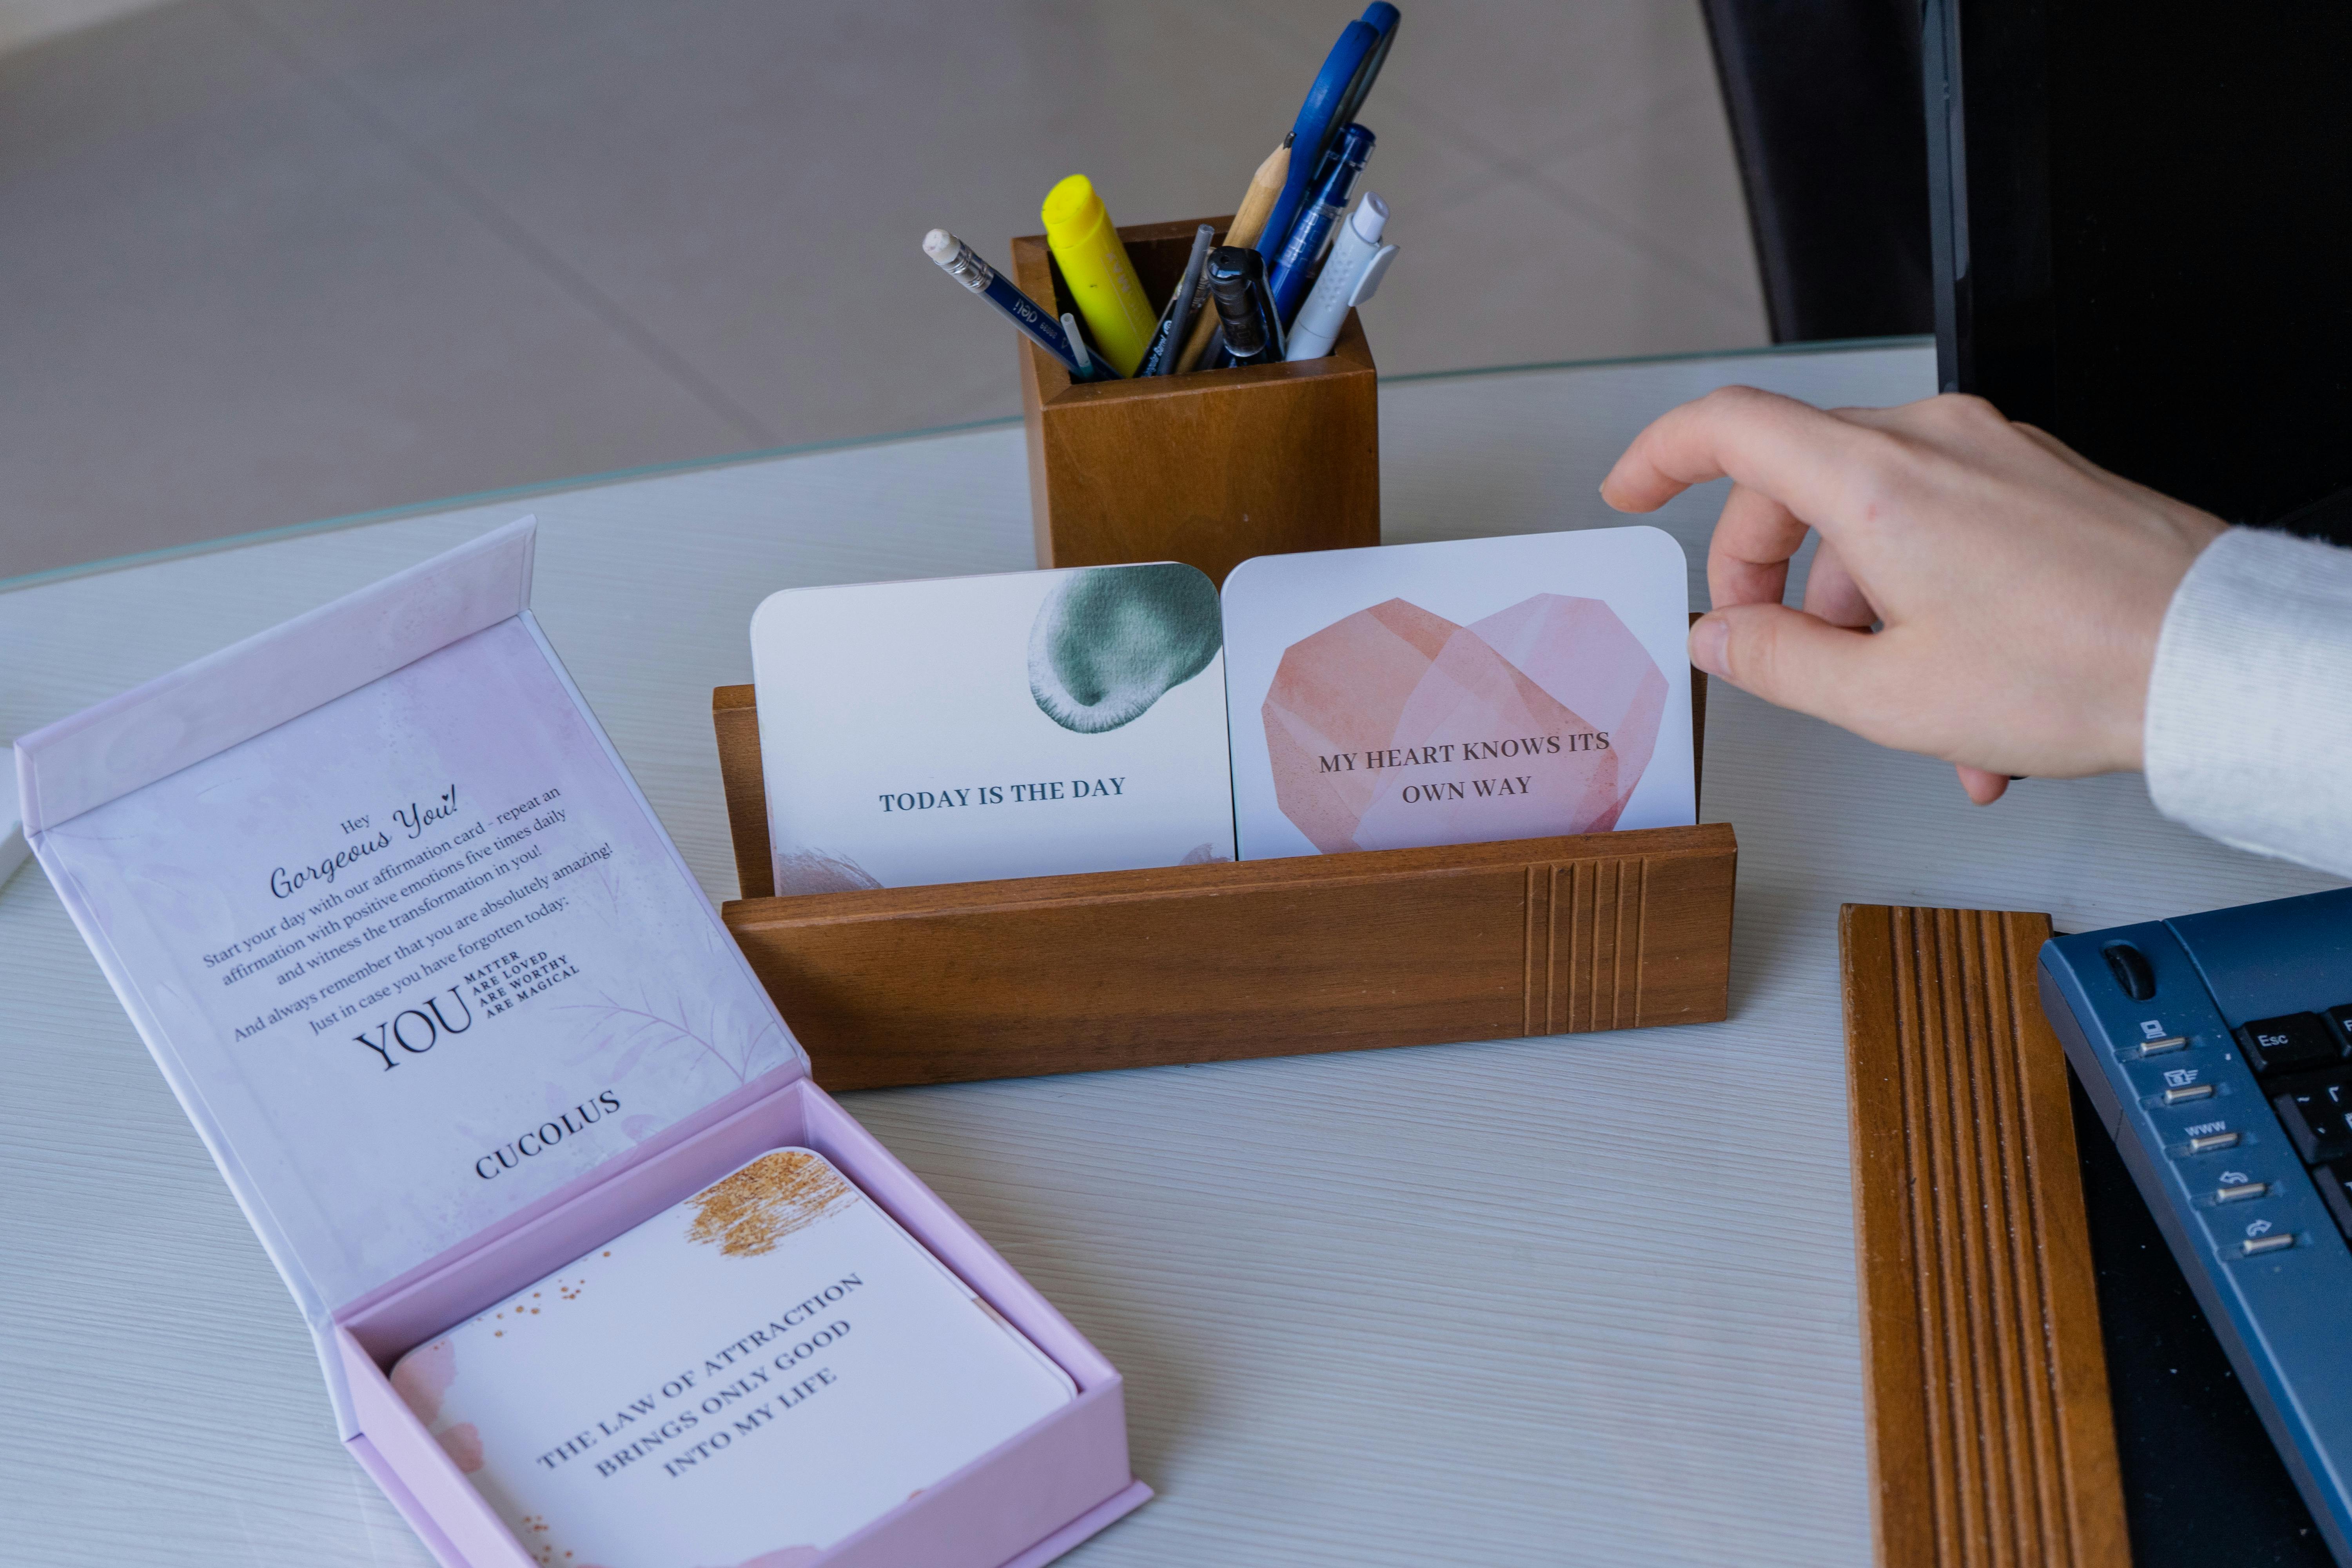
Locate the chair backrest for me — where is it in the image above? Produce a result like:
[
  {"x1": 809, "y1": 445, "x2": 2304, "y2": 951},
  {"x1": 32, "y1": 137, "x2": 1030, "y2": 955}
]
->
[{"x1": 1700, "y1": 0, "x2": 1934, "y2": 343}]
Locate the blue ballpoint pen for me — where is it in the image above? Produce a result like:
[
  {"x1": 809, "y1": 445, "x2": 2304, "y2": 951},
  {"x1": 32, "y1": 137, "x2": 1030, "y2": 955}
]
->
[
  {"x1": 1265, "y1": 123, "x2": 1374, "y2": 325},
  {"x1": 923, "y1": 229, "x2": 1119, "y2": 381}
]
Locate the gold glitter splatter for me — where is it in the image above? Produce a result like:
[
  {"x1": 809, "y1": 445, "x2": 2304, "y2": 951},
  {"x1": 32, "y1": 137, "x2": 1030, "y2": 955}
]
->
[{"x1": 685, "y1": 1150, "x2": 856, "y2": 1257}]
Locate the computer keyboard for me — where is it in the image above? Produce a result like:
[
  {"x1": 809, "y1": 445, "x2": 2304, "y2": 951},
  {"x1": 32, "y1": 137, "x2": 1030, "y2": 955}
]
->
[{"x1": 2042, "y1": 886, "x2": 2352, "y2": 1566}]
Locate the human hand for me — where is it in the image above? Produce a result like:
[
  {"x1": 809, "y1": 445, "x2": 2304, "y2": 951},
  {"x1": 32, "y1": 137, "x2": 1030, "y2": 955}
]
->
[{"x1": 1600, "y1": 388, "x2": 2227, "y2": 804}]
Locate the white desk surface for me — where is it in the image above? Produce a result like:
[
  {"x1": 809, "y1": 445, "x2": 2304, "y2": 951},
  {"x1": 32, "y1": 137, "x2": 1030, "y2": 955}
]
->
[{"x1": 2, "y1": 343, "x2": 2338, "y2": 1568}]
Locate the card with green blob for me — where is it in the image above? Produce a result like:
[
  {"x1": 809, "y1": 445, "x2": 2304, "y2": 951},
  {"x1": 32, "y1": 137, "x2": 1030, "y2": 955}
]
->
[{"x1": 751, "y1": 563, "x2": 1235, "y2": 893}]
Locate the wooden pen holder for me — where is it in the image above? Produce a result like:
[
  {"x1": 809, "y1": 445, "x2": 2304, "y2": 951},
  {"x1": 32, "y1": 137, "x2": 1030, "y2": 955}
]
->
[
  {"x1": 1014, "y1": 214, "x2": 1380, "y2": 588},
  {"x1": 710, "y1": 684, "x2": 1736, "y2": 1091}
]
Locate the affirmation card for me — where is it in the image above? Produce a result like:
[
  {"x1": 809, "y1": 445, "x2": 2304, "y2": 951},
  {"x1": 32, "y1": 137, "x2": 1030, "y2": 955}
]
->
[
  {"x1": 751, "y1": 564, "x2": 1236, "y2": 893},
  {"x1": 393, "y1": 1147, "x2": 1076, "y2": 1566},
  {"x1": 1221, "y1": 528, "x2": 1696, "y2": 859}
]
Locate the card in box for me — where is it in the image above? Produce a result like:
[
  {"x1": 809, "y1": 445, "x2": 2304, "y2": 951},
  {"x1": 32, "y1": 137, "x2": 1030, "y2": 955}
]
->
[{"x1": 14, "y1": 519, "x2": 1147, "y2": 1568}]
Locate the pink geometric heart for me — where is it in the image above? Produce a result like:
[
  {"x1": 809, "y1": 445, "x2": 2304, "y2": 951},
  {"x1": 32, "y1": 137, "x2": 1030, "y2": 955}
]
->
[{"x1": 1262, "y1": 594, "x2": 1667, "y2": 854}]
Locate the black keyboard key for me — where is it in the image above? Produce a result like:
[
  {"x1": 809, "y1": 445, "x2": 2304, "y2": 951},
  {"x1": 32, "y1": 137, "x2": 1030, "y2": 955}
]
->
[
  {"x1": 2327, "y1": 1004, "x2": 2352, "y2": 1047},
  {"x1": 2273, "y1": 1071, "x2": 2352, "y2": 1164},
  {"x1": 2239, "y1": 1012, "x2": 2342, "y2": 1076},
  {"x1": 2317, "y1": 1165, "x2": 2352, "y2": 1243}
]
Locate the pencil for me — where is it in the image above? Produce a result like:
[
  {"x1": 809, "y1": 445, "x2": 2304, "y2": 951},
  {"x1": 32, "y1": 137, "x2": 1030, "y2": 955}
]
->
[{"x1": 1174, "y1": 135, "x2": 1291, "y2": 373}]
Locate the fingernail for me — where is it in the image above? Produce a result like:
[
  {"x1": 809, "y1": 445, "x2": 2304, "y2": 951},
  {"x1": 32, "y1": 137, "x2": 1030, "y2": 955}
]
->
[{"x1": 1689, "y1": 615, "x2": 1729, "y2": 677}]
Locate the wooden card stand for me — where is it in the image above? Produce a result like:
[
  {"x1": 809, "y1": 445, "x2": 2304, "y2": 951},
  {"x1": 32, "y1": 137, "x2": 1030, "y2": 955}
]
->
[
  {"x1": 1013, "y1": 215, "x2": 1379, "y2": 588},
  {"x1": 711, "y1": 684, "x2": 1735, "y2": 1090},
  {"x1": 1840, "y1": 905, "x2": 2130, "y2": 1568}
]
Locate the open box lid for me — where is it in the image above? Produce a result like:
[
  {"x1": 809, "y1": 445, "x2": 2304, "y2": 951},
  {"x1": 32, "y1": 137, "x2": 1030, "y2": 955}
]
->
[{"x1": 16, "y1": 519, "x2": 809, "y2": 1434}]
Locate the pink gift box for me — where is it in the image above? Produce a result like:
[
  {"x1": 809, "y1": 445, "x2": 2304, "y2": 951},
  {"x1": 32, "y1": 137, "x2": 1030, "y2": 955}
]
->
[
  {"x1": 340, "y1": 1075, "x2": 1147, "y2": 1568},
  {"x1": 16, "y1": 519, "x2": 1148, "y2": 1567}
]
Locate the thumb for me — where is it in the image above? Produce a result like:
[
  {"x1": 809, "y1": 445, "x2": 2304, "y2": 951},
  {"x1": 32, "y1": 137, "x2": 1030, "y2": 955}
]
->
[{"x1": 1690, "y1": 602, "x2": 1877, "y2": 725}]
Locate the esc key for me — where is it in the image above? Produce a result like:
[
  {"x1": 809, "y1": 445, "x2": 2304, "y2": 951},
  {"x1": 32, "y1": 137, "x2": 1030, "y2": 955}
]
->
[{"x1": 2237, "y1": 1012, "x2": 2346, "y2": 1076}]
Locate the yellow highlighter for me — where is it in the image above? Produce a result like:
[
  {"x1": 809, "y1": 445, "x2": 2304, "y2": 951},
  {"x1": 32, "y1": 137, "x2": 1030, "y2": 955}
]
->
[{"x1": 1041, "y1": 175, "x2": 1156, "y2": 378}]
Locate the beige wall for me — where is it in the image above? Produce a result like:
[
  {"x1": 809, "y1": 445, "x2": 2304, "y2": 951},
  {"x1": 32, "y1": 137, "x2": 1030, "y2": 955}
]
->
[{"x1": 0, "y1": 0, "x2": 175, "y2": 54}]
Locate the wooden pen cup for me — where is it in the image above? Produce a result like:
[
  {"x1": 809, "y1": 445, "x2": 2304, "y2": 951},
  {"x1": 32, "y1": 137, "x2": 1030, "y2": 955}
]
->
[{"x1": 1013, "y1": 214, "x2": 1380, "y2": 588}]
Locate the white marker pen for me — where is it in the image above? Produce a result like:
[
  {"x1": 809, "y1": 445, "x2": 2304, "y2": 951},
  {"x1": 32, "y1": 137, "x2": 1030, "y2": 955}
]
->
[{"x1": 1285, "y1": 191, "x2": 1399, "y2": 362}]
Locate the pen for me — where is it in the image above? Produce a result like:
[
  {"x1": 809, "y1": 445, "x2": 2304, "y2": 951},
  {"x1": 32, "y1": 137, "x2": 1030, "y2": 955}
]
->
[
  {"x1": 1205, "y1": 246, "x2": 1283, "y2": 368},
  {"x1": 1174, "y1": 136, "x2": 1292, "y2": 374},
  {"x1": 1266, "y1": 122, "x2": 1375, "y2": 325},
  {"x1": 1139, "y1": 223, "x2": 1216, "y2": 377},
  {"x1": 1040, "y1": 175, "x2": 1157, "y2": 377},
  {"x1": 1285, "y1": 191, "x2": 1397, "y2": 360},
  {"x1": 1061, "y1": 313, "x2": 1096, "y2": 380},
  {"x1": 922, "y1": 229, "x2": 1116, "y2": 381}
]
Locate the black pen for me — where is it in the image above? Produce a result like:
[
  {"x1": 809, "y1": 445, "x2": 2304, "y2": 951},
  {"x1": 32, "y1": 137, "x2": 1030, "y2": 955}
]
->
[
  {"x1": 1139, "y1": 224, "x2": 1216, "y2": 377},
  {"x1": 1204, "y1": 247, "x2": 1283, "y2": 368}
]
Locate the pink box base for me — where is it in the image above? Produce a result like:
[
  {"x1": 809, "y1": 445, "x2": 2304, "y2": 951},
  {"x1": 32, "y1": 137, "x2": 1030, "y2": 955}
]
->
[{"x1": 334, "y1": 1075, "x2": 1145, "y2": 1568}]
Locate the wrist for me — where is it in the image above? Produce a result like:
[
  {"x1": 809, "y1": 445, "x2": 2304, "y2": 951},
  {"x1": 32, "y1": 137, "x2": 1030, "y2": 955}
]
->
[{"x1": 2117, "y1": 519, "x2": 2229, "y2": 773}]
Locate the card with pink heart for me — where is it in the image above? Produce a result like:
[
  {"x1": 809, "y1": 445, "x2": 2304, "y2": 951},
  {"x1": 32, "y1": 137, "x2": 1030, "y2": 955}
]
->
[{"x1": 1221, "y1": 528, "x2": 1697, "y2": 860}]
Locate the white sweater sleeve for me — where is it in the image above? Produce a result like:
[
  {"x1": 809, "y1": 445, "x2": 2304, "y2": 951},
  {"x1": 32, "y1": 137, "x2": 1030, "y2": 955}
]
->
[{"x1": 2145, "y1": 526, "x2": 2352, "y2": 877}]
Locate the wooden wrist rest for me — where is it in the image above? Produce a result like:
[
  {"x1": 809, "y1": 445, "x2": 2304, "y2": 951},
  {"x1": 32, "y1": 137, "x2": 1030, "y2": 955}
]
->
[
  {"x1": 711, "y1": 685, "x2": 1735, "y2": 1089},
  {"x1": 1840, "y1": 905, "x2": 2129, "y2": 1568}
]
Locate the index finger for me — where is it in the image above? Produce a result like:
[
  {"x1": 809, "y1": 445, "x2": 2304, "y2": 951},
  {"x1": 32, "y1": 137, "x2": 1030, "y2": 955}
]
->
[{"x1": 1599, "y1": 384, "x2": 1886, "y2": 525}]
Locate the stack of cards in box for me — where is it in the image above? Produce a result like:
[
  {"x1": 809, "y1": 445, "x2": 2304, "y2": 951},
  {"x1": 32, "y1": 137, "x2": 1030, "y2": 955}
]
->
[
  {"x1": 750, "y1": 527, "x2": 1697, "y2": 892},
  {"x1": 396, "y1": 1148, "x2": 1075, "y2": 1565}
]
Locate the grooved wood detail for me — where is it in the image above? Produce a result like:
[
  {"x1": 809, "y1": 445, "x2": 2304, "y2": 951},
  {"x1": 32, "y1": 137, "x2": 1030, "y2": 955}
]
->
[
  {"x1": 1532, "y1": 856, "x2": 1649, "y2": 1034},
  {"x1": 1841, "y1": 905, "x2": 2130, "y2": 1568}
]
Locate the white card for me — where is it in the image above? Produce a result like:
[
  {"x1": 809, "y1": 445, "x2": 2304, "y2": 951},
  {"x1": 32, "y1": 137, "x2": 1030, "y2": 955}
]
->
[
  {"x1": 29, "y1": 618, "x2": 798, "y2": 1306},
  {"x1": 750, "y1": 564, "x2": 1236, "y2": 892},
  {"x1": 1221, "y1": 528, "x2": 1695, "y2": 859},
  {"x1": 391, "y1": 1148, "x2": 1075, "y2": 1566}
]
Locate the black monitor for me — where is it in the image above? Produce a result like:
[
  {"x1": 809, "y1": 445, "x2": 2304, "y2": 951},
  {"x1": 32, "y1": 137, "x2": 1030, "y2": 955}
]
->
[{"x1": 1923, "y1": 0, "x2": 2352, "y2": 541}]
